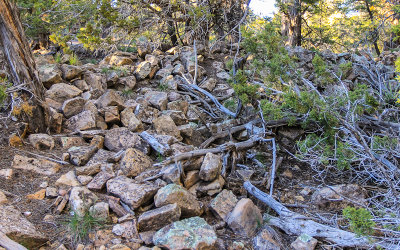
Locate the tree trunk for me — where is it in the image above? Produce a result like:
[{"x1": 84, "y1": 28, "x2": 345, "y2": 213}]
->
[
  {"x1": 281, "y1": 0, "x2": 302, "y2": 47},
  {"x1": 364, "y1": 0, "x2": 380, "y2": 56},
  {"x1": 0, "y1": 0, "x2": 48, "y2": 133}
]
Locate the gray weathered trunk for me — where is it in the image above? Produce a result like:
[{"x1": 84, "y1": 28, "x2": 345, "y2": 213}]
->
[{"x1": 0, "y1": 0, "x2": 48, "y2": 133}]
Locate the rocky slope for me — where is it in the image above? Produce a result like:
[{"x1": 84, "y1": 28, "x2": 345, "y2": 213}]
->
[{"x1": 0, "y1": 43, "x2": 398, "y2": 249}]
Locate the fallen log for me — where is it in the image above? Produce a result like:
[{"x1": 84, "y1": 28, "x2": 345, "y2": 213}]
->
[
  {"x1": 139, "y1": 131, "x2": 172, "y2": 156},
  {"x1": 243, "y1": 181, "x2": 375, "y2": 248},
  {"x1": 155, "y1": 136, "x2": 265, "y2": 167}
]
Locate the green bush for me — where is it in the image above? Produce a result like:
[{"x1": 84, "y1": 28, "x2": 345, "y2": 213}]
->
[
  {"x1": 343, "y1": 206, "x2": 375, "y2": 237},
  {"x1": 69, "y1": 53, "x2": 80, "y2": 66},
  {"x1": 229, "y1": 70, "x2": 259, "y2": 105},
  {"x1": 312, "y1": 54, "x2": 334, "y2": 85}
]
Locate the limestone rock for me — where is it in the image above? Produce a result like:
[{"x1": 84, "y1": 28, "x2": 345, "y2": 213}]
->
[
  {"x1": 12, "y1": 154, "x2": 61, "y2": 175},
  {"x1": 138, "y1": 204, "x2": 181, "y2": 231},
  {"x1": 87, "y1": 170, "x2": 115, "y2": 191},
  {"x1": 184, "y1": 170, "x2": 200, "y2": 189},
  {"x1": 104, "y1": 106, "x2": 120, "y2": 123},
  {"x1": 96, "y1": 90, "x2": 125, "y2": 110},
  {"x1": 167, "y1": 100, "x2": 189, "y2": 114},
  {"x1": 120, "y1": 148, "x2": 152, "y2": 177},
  {"x1": 209, "y1": 189, "x2": 238, "y2": 221},
  {"x1": 153, "y1": 115, "x2": 182, "y2": 141},
  {"x1": 253, "y1": 226, "x2": 281, "y2": 250},
  {"x1": 112, "y1": 220, "x2": 139, "y2": 239},
  {"x1": 89, "y1": 202, "x2": 110, "y2": 220},
  {"x1": 154, "y1": 184, "x2": 202, "y2": 217},
  {"x1": 199, "y1": 78, "x2": 217, "y2": 92},
  {"x1": 153, "y1": 217, "x2": 217, "y2": 250},
  {"x1": 107, "y1": 176, "x2": 159, "y2": 209},
  {"x1": 60, "y1": 136, "x2": 86, "y2": 148},
  {"x1": 291, "y1": 234, "x2": 318, "y2": 250},
  {"x1": 199, "y1": 153, "x2": 221, "y2": 181},
  {"x1": 45, "y1": 83, "x2": 82, "y2": 103},
  {"x1": 120, "y1": 107, "x2": 143, "y2": 132},
  {"x1": 0, "y1": 191, "x2": 7, "y2": 204},
  {"x1": 68, "y1": 146, "x2": 98, "y2": 166},
  {"x1": 135, "y1": 61, "x2": 151, "y2": 80},
  {"x1": 62, "y1": 97, "x2": 86, "y2": 118},
  {"x1": 162, "y1": 110, "x2": 187, "y2": 126},
  {"x1": 311, "y1": 184, "x2": 366, "y2": 210},
  {"x1": 145, "y1": 91, "x2": 168, "y2": 111},
  {"x1": 75, "y1": 163, "x2": 102, "y2": 176},
  {"x1": 65, "y1": 110, "x2": 96, "y2": 131},
  {"x1": 0, "y1": 205, "x2": 47, "y2": 248},
  {"x1": 118, "y1": 76, "x2": 136, "y2": 90},
  {"x1": 56, "y1": 171, "x2": 81, "y2": 186},
  {"x1": 226, "y1": 198, "x2": 263, "y2": 237},
  {"x1": 28, "y1": 133, "x2": 55, "y2": 150},
  {"x1": 69, "y1": 186, "x2": 98, "y2": 216},
  {"x1": 39, "y1": 64, "x2": 62, "y2": 88},
  {"x1": 196, "y1": 175, "x2": 225, "y2": 196},
  {"x1": 104, "y1": 127, "x2": 149, "y2": 153},
  {"x1": 61, "y1": 64, "x2": 83, "y2": 80}
]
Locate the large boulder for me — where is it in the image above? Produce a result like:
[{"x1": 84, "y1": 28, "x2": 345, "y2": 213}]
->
[
  {"x1": 120, "y1": 107, "x2": 143, "y2": 132},
  {"x1": 61, "y1": 64, "x2": 83, "y2": 81},
  {"x1": 153, "y1": 217, "x2": 217, "y2": 250},
  {"x1": 28, "y1": 133, "x2": 55, "y2": 150},
  {"x1": 65, "y1": 110, "x2": 97, "y2": 131},
  {"x1": 209, "y1": 189, "x2": 238, "y2": 221},
  {"x1": 135, "y1": 61, "x2": 151, "y2": 80},
  {"x1": 95, "y1": 90, "x2": 125, "y2": 110},
  {"x1": 12, "y1": 154, "x2": 61, "y2": 176},
  {"x1": 153, "y1": 115, "x2": 182, "y2": 141},
  {"x1": 145, "y1": 91, "x2": 168, "y2": 111},
  {"x1": 62, "y1": 97, "x2": 86, "y2": 118}
]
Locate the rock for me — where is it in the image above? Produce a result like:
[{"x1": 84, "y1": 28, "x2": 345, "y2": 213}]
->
[
  {"x1": 167, "y1": 100, "x2": 189, "y2": 114},
  {"x1": 0, "y1": 191, "x2": 7, "y2": 204},
  {"x1": 60, "y1": 136, "x2": 86, "y2": 148},
  {"x1": 8, "y1": 133, "x2": 23, "y2": 147},
  {"x1": 96, "y1": 90, "x2": 125, "y2": 110},
  {"x1": 160, "y1": 75, "x2": 178, "y2": 90},
  {"x1": 136, "y1": 104, "x2": 160, "y2": 124},
  {"x1": 291, "y1": 234, "x2": 318, "y2": 250},
  {"x1": 61, "y1": 64, "x2": 83, "y2": 80},
  {"x1": 154, "y1": 184, "x2": 203, "y2": 217},
  {"x1": 199, "y1": 153, "x2": 221, "y2": 182},
  {"x1": 87, "y1": 171, "x2": 115, "y2": 191},
  {"x1": 135, "y1": 61, "x2": 151, "y2": 80},
  {"x1": 107, "y1": 176, "x2": 159, "y2": 209},
  {"x1": 104, "y1": 106, "x2": 120, "y2": 123},
  {"x1": 145, "y1": 91, "x2": 168, "y2": 110},
  {"x1": 46, "y1": 187, "x2": 58, "y2": 198},
  {"x1": 120, "y1": 107, "x2": 143, "y2": 132},
  {"x1": 162, "y1": 110, "x2": 187, "y2": 126},
  {"x1": 90, "y1": 135, "x2": 105, "y2": 149},
  {"x1": 253, "y1": 226, "x2": 281, "y2": 250},
  {"x1": 72, "y1": 79, "x2": 89, "y2": 91},
  {"x1": 104, "y1": 127, "x2": 149, "y2": 153},
  {"x1": 199, "y1": 78, "x2": 217, "y2": 92},
  {"x1": 153, "y1": 217, "x2": 217, "y2": 250},
  {"x1": 155, "y1": 65, "x2": 173, "y2": 80},
  {"x1": 89, "y1": 202, "x2": 110, "y2": 220},
  {"x1": 138, "y1": 204, "x2": 181, "y2": 231},
  {"x1": 104, "y1": 52, "x2": 136, "y2": 66},
  {"x1": 118, "y1": 76, "x2": 136, "y2": 90},
  {"x1": 39, "y1": 64, "x2": 62, "y2": 88},
  {"x1": 75, "y1": 163, "x2": 102, "y2": 176},
  {"x1": 26, "y1": 189, "x2": 46, "y2": 200},
  {"x1": 62, "y1": 97, "x2": 86, "y2": 118},
  {"x1": 28, "y1": 133, "x2": 55, "y2": 150},
  {"x1": 161, "y1": 164, "x2": 182, "y2": 185},
  {"x1": 65, "y1": 110, "x2": 96, "y2": 131},
  {"x1": 196, "y1": 175, "x2": 225, "y2": 196},
  {"x1": 45, "y1": 83, "x2": 82, "y2": 103},
  {"x1": 311, "y1": 184, "x2": 366, "y2": 210},
  {"x1": 209, "y1": 189, "x2": 238, "y2": 221},
  {"x1": 84, "y1": 72, "x2": 107, "y2": 93},
  {"x1": 77, "y1": 175, "x2": 93, "y2": 185},
  {"x1": 120, "y1": 148, "x2": 152, "y2": 177},
  {"x1": 226, "y1": 198, "x2": 263, "y2": 237},
  {"x1": 69, "y1": 187, "x2": 98, "y2": 216},
  {"x1": 112, "y1": 220, "x2": 139, "y2": 239},
  {"x1": 0, "y1": 169, "x2": 13, "y2": 179},
  {"x1": 68, "y1": 146, "x2": 98, "y2": 166},
  {"x1": 216, "y1": 71, "x2": 230, "y2": 81},
  {"x1": 56, "y1": 171, "x2": 81, "y2": 186},
  {"x1": 140, "y1": 231, "x2": 156, "y2": 245},
  {"x1": 184, "y1": 170, "x2": 200, "y2": 189},
  {"x1": 0, "y1": 205, "x2": 47, "y2": 248},
  {"x1": 87, "y1": 149, "x2": 116, "y2": 165},
  {"x1": 12, "y1": 154, "x2": 61, "y2": 175},
  {"x1": 153, "y1": 115, "x2": 182, "y2": 141}
]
